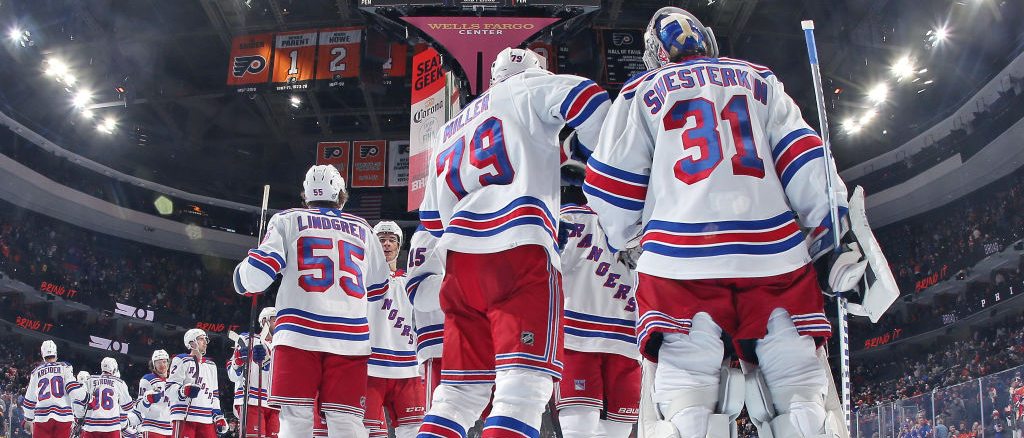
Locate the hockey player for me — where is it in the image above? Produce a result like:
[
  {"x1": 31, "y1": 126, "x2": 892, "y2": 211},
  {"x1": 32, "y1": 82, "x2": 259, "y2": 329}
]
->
[
  {"x1": 228, "y1": 307, "x2": 280, "y2": 437},
  {"x1": 232, "y1": 164, "x2": 391, "y2": 438},
  {"x1": 22, "y1": 340, "x2": 84, "y2": 437},
  {"x1": 555, "y1": 197, "x2": 640, "y2": 438},
  {"x1": 167, "y1": 328, "x2": 227, "y2": 438},
  {"x1": 413, "y1": 47, "x2": 610, "y2": 438},
  {"x1": 405, "y1": 227, "x2": 445, "y2": 410},
  {"x1": 78, "y1": 357, "x2": 134, "y2": 438},
  {"x1": 584, "y1": 8, "x2": 879, "y2": 438},
  {"x1": 137, "y1": 350, "x2": 173, "y2": 438},
  {"x1": 365, "y1": 221, "x2": 424, "y2": 438}
]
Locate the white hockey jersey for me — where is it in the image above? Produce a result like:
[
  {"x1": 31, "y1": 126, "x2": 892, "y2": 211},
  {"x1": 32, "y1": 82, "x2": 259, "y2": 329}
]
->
[
  {"x1": 405, "y1": 228, "x2": 445, "y2": 364},
  {"x1": 136, "y1": 373, "x2": 172, "y2": 435},
  {"x1": 585, "y1": 57, "x2": 848, "y2": 280},
  {"x1": 226, "y1": 334, "x2": 276, "y2": 408},
  {"x1": 418, "y1": 69, "x2": 610, "y2": 269},
  {"x1": 81, "y1": 374, "x2": 134, "y2": 432},
  {"x1": 559, "y1": 205, "x2": 639, "y2": 359},
  {"x1": 22, "y1": 361, "x2": 83, "y2": 423},
  {"x1": 234, "y1": 208, "x2": 391, "y2": 355},
  {"x1": 367, "y1": 270, "x2": 418, "y2": 378},
  {"x1": 166, "y1": 353, "x2": 221, "y2": 424}
]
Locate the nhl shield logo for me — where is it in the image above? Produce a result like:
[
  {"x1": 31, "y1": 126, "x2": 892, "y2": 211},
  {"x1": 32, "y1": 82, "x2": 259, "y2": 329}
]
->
[{"x1": 521, "y1": 331, "x2": 535, "y2": 346}]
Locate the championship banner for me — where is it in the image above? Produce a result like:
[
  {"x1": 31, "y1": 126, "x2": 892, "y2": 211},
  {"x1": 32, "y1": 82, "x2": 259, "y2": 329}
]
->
[
  {"x1": 317, "y1": 141, "x2": 351, "y2": 183},
  {"x1": 115, "y1": 302, "x2": 155, "y2": 322},
  {"x1": 272, "y1": 31, "x2": 318, "y2": 91},
  {"x1": 600, "y1": 29, "x2": 646, "y2": 85},
  {"x1": 351, "y1": 140, "x2": 387, "y2": 188},
  {"x1": 226, "y1": 33, "x2": 273, "y2": 92},
  {"x1": 316, "y1": 27, "x2": 362, "y2": 87},
  {"x1": 89, "y1": 335, "x2": 129, "y2": 354},
  {"x1": 387, "y1": 140, "x2": 410, "y2": 187},
  {"x1": 408, "y1": 47, "x2": 446, "y2": 211},
  {"x1": 402, "y1": 16, "x2": 559, "y2": 94}
]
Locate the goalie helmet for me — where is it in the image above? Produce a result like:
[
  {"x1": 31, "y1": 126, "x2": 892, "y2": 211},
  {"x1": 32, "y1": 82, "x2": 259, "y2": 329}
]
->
[
  {"x1": 643, "y1": 7, "x2": 719, "y2": 70},
  {"x1": 303, "y1": 164, "x2": 345, "y2": 203},
  {"x1": 373, "y1": 221, "x2": 404, "y2": 247},
  {"x1": 40, "y1": 340, "x2": 57, "y2": 358},
  {"x1": 490, "y1": 47, "x2": 547, "y2": 86}
]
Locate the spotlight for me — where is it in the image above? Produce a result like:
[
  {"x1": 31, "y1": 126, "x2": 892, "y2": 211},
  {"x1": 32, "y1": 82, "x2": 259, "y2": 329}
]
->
[
  {"x1": 8, "y1": 27, "x2": 21, "y2": 42},
  {"x1": 81, "y1": 109, "x2": 94, "y2": 119},
  {"x1": 934, "y1": 27, "x2": 949, "y2": 42},
  {"x1": 290, "y1": 95, "x2": 302, "y2": 108},
  {"x1": 96, "y1": 117, "x2": 117, "y2": 134},
  {"x1": 843, "y1": 117, "x2": 862, "y2": 134},
  {"x1": 867, "y1": 83, "x2": 889, "y2": 105},
  {"x1": 72, "y1": 89, "x2": 92, "y2": 108},
  {"x1": 860, "y1": 109, "x2": 878, "y2": 125},
  {"x1": 892, "y1": 56, "x2": 916, "y2": 80},
  {"x1": 44, "y1": 58, "x2": 69, "y2": 78}
]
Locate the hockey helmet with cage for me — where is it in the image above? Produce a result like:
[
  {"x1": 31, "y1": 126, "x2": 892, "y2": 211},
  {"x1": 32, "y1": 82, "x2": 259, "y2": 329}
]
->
[
  {"x1": 643, "y1": 7, "x2": 719, "y2": 70},
  {"x1": 490, "y1": 47, "x2": 547, "y2": 86},
  {"x1": 373, "y1": 221, "x2": 404, "y2": 247},
  {"x1": 303, "y1": 164, "x2": 346, "y2": 203}
]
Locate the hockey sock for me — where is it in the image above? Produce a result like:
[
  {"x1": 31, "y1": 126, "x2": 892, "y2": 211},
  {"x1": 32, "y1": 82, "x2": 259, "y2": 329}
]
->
[
  {"x1": 557, "y1": 406, "x2": 602, "y2": 438},
  {"x1": 600, "y1": 419, "x2": 634, "y2": 438},
  {"x1": 278, "y1": 405, "x2": 313, "y2": 438},
  {"x1": 418, "y1": 383, "x2": 492, "y2": 438},
  {"x1": 394, "y1": 424, "x2": 419, "y2": 438},
  {"x1": 324, "y1": 411, "x2": 368, "y2": 438},
  {"x1": 482, "y1": 369, "x2": 553, "y2": 438}
]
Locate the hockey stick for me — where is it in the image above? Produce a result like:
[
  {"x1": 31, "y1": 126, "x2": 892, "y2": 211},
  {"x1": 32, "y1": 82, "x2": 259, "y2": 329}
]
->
[
  {"x1": 176, "y1": 353, "x2": 201, "y2": 438},
  {"x1": 240, "y1": 184, "x2": 271, "y2": 438},
  {"x1": 801, "y1": 20, "x2": 852, "y2": 432},
  {"x1": 70, "y1": 376, "x2": 93, "y2": 438}
]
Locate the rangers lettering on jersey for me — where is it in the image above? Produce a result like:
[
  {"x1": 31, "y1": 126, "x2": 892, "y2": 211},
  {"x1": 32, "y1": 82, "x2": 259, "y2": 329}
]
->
[
  {"x1": 559, "y1": 205, "x2": 638, "y2": 359},
  {"x1": 368, "y1": 272, "x2": 419, "y2": 378}
]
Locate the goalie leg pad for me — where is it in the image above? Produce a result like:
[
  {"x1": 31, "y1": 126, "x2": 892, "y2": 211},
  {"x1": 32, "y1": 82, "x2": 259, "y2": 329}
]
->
[
  {"x1": 652, "y1": 314, "x2": 726, "y2": 438},
  {"x1": 747, "y1": 309, "x2": 828, "y2": 438}
]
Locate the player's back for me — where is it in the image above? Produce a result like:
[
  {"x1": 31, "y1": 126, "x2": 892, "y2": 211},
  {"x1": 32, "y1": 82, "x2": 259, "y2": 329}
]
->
[
  {"x1": 589, "y1": 56, "x2": 832, "y2": 280},
  {"x1": 266, "y1": 207, "x2": 389, "y2": 355},
  {"x1": 82, "y1": 374, "x2": 133, "y2": 432},
  {"x1": 24, "y1": 361, "x2": 80, "y2": 423},
  {"x1": 559, "y1": 205, "x2": 638, "y2": 358},
  {"x1": 428, "y1": 68, "x2": 609, "y2": 263}
]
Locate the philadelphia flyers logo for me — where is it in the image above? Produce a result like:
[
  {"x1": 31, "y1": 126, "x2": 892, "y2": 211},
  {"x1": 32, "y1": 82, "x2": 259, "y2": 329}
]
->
[
  {"x1": 359, "y1": 144, "x2": 379, "y2": 158},
  {"x1": 232, "y1": 55, "x2": 267, "y2": 77}
]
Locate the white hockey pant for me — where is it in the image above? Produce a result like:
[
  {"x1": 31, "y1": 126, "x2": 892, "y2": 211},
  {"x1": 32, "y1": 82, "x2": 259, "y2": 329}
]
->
[
  {"x1": 278, "y1": 405, "x2": 367, "y2": 438},
  {"x1": 559, "y1": 406, "x2": 634, "y2": 438}
]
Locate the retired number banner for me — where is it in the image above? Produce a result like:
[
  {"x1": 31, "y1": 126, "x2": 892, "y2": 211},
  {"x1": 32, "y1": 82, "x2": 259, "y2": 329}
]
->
[
  {"x1": 387, "y1": 140, "x2": 410, "y2": 187},
  {"x1": 226, "y1": 34, "x2": 273, "y2": 92},
  {"x1": 272, "y1": 31, "x2": 318, "y2": 91},
  {"x1": 316, "y1": 27, "x2": 362, "y2": 87}
]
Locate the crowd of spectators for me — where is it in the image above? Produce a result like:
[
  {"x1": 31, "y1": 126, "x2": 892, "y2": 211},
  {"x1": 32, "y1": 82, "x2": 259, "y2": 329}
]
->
[{"x1": 0, "y1": 199, "x2": 249, "y2": 327}]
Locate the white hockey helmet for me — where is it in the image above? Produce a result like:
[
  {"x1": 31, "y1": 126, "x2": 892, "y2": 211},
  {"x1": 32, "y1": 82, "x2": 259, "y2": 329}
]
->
[
  {"x1": 40, "y1": 340, "x2": 57, "y2": 359},
  {"x1": 373, "y1": 221, "x2": 404, "y2": 247},
  {"x1": 490, "y1": 47, "x2": 547, "y2": 86},
  {"x1": 151, "y1": 349, "x2": 169, "y2": 366},
  {"x1": 643, "y1": 7, "x2": 719, "y2": 70},
  {"x1": 183, "y1": 328, "x2": 207, "y2": 349},
  {"x1": 100, "y1": 357, "x2": 118, "y2": 376},
  {"x1": 259, "y1": 307, "x2": 277, "y2": 327},
  {"x1": 303, "y1": 164, "x2": 346, "y2": 204}
]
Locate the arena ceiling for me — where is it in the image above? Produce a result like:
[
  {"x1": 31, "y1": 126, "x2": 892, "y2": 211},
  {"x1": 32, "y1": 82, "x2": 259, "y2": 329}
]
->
[{"x1": 0, "y1": 0, "x2": 1021, "y2": 206}]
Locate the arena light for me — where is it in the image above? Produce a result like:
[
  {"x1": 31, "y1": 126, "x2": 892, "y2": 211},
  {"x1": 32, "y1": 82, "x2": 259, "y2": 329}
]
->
[
  {"x1": 933, "y1": 27, "x2": 949, "y2": 42},
  {"x1": 860, "y1": 109, "x2": 878, "y2": 125},
  {"x1": 867, "y1": 83, "x2": 889, "y2": 105},
  {"x1": 290, "y1": 95, "x2": 302, "y2": 108},
  {"x1": 843, "y1": 117, "x2": 862, "y2": 134},
  {"x1": 8, "y1": 27, "x2": 21, "y2": 42},
  {"x1": 153, "y1": 196, "x2": 174, "y2": 216},
  {"x1": 72, "y1": 89, "x2": 92, "y2": 108},
  {"x1": 96, "y1": 117, "x2": 117, "y2": 134},
  {"x1": 891, "y1": 56, "x2": 916, "y2": 80},
  {"x1": 44, "y1": 58, "x2": 69, "y2": 78},
  {"x1": 81, "y1": 109, "x2": 94, "y2": 119}
]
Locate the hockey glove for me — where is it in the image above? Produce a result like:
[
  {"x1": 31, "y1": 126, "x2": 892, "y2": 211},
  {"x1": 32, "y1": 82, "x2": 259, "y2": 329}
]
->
[
  {"x1": 251, "y1": 344, "x2": 268, "y2": 364},
  {"x1": 144, "y1": 390, "x2": 162, "y2": 405},
  {"x1": 214, "y1": 413, "x2": 229, "y2": 434},
  {"x1": 814, "y1": 242, "x2": 869, "y2": 295},
  {"x1": 180, "y1": 384, "x2": 202, "y2": 399}
]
